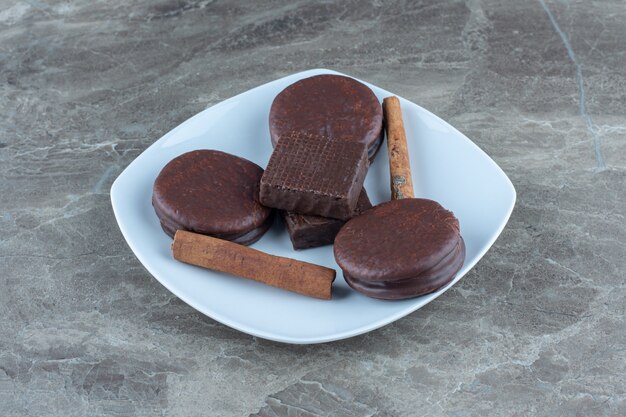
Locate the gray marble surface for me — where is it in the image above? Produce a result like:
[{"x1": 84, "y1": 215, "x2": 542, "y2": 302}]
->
[{"x1": 1, "y1": 0, "x2": 625, "y2": 416}]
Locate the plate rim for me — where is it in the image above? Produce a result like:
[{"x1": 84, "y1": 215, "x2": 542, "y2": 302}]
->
[{"x1": 111, "y1": 68, "x2": 516, "y2": 344}]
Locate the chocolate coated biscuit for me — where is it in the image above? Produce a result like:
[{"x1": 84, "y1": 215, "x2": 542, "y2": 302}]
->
[
  {"x1": 269, "y1": 74, "x2": 384, "y2": 160},
  {"x1": 153, "y1": 150, "x2": 273, "y2": 245},
  {"x1": 334, "y1": 199, "x2": 465, "y2": 299}
]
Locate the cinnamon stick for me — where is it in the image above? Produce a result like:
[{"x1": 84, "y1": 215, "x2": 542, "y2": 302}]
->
[
  {"x1": 172, "y1": 230, "x2": 335, "y2": 299},
  {"x1": 383, "y1": 96, "x2": 414, "y2": 199}
]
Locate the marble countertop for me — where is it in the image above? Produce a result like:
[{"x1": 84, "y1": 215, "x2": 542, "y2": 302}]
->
[{"x1": 1, "y1": 1, "x2": 624, "y2": 416}]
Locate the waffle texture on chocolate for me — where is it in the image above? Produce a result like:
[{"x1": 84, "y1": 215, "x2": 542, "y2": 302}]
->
[{"x1": 260, "y1": 132, "x2": 369, "y2": 220}]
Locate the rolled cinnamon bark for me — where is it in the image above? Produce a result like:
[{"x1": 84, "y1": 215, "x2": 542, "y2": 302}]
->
[
  {"x1": 383, "y1": 96, "x2": 414, "y2": 200},
  {"x1": 172, "y1": 230, "x2": 335, "y2": 299}
]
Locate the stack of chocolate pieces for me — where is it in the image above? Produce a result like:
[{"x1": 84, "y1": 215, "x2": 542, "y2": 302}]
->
[
  {"x1": 260, "y1": 131, "x2": 372, "y2": 248},
  {"x1": 264, "y1": 74, "x2": 383, "y2": 249}
]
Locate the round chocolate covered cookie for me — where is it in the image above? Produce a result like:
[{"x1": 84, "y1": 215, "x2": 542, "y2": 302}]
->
[
  {"x1": 152, "y1": 150, "x2": 273, "y2": 245},
  {"x1": 269, "y1": 74, "x2": 384, "y2": 160},
  {"x1": 334, "y1": 198, "x2": 465, "y2": 299}
]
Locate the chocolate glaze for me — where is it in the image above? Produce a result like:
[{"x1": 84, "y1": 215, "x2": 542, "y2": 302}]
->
[
  {"x1": 334, "y1": 198, "x2": 465, "y2": 299},
  {"x1": 344, "y1": 238, "x2": 465, "y2": 299},
  {"x1": 269, "y1": 74, "x2": 384, "y2": 161},
  {"x1": 152, "y1": 150, "x2": 273, "y2": 244},
  {"x1": 260, "y1": 132, "x2": 369, "y2": 220},
  {"x1": 283, "y1": 189, "x2": 372, "y2": 250},
  {"x1": 154, "y1": 199, "x2": 274, "y2": 245}
]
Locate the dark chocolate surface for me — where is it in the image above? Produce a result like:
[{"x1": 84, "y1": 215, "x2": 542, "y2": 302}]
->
[
  {"x1": 152, "y1": 150, "x2": 273, "y2": 243},
  {"x1": 269, "y1": 74, "x2": 384, "y2": 160},
  {"x1": 260, "y1": 132, "x2": 369, "y2": 220},
  {"x1": 344, "y1": 238, "x2": 465, "y2": 299},
  {"x1": 334, "y1": 199, "x2": 464, "y2": 283},
  {"x1": 154, "y1": 198, "x2": 274, "y2": 245},
  {"x1": 284, "y1": 189, "x2": 372, "y2": 250}
]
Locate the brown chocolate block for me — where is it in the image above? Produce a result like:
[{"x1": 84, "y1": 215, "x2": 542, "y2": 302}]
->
[
  {"x1": 269, "y1": 74, "x2": 384, "y2": 161},
  {"x1": 283, "y1": 189, "x2": 372, "y2": 250},
  {"x1": 259, "y1": 132, "x2": 369, "y2": 220}
]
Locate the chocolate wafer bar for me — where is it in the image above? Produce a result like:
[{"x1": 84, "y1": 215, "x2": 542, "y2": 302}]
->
[
  {"x1": 259, "y1": 132, "x2": 369, "y2": 220},
  {"x1": 283, "y1": 188, "x2": 372, "y2": 250}
]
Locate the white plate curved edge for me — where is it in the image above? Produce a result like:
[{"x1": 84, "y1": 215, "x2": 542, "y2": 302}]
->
[{"x1": 110, "y1": 68, "x2": 516, "y2": 344}]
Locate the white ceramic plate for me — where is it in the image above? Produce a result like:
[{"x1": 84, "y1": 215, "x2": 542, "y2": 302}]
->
[{"x1": 111, "y1": 69, "x2": 515, "y2": 344}]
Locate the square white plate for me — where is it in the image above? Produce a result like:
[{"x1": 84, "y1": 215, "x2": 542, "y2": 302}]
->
[{"x1": 111, "y1": 69, "x2": 515, "y2": 344}]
